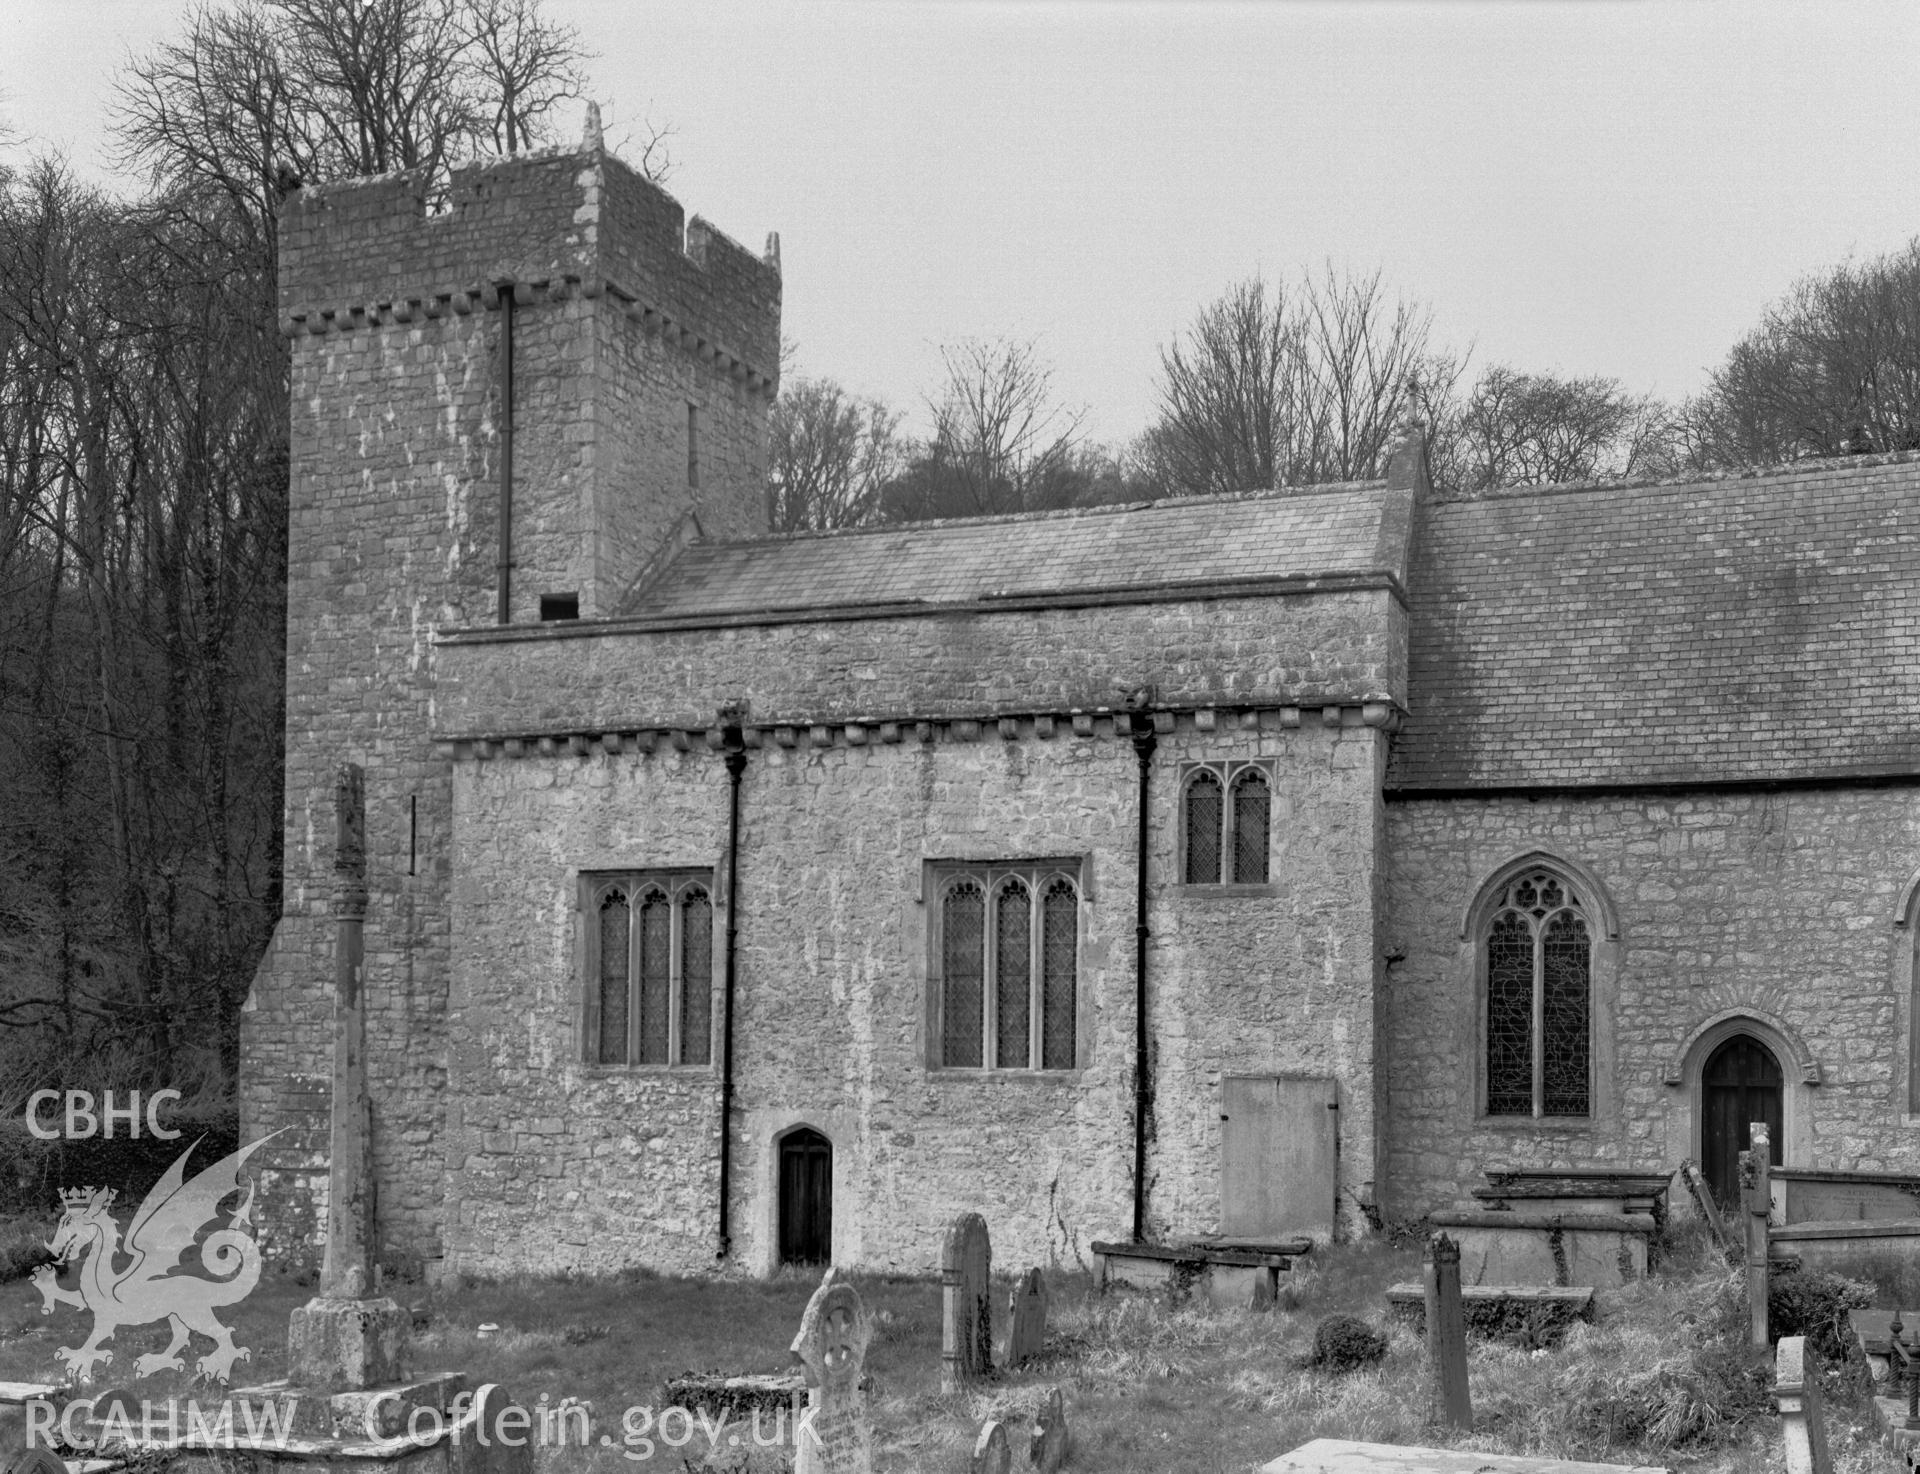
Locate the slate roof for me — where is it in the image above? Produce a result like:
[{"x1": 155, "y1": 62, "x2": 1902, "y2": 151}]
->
[
  {"x1": 1388, "y1": 454, "x2": 1920, "y2": 790},
  {"x1": 618, "y1": 485, "x2": 1411, "y2": 618}
]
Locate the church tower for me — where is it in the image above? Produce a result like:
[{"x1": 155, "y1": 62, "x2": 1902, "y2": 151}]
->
[{"x1": 243, "y1": 126, "x2": 781, "y2": 1262}]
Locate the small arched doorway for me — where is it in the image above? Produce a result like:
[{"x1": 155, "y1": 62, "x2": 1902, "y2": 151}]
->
[
  {"x1": 778, "y1": 1128, "x2": 833, "y2": 1265},
  {"x1": 1701, "y1": 1034, "x2": 1783, "y2": 1209}
]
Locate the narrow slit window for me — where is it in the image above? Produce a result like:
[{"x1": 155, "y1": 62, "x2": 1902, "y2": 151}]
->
[{"x1": 687, "y1": 403, "x2": 700, "y2": 489}]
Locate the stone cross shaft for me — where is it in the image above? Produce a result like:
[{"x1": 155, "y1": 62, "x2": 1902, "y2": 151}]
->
[
  {"x1": 325, "y1": 762, "x2": 373, "y2": 1297},
  {"x1": 1423, "y1": 1231, "x2": 1472, "y2": 1430}
]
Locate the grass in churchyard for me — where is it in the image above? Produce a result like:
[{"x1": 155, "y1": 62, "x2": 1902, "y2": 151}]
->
[{"x1": 0, "y1": 1212, "x2": 1901, "y2": 1471}]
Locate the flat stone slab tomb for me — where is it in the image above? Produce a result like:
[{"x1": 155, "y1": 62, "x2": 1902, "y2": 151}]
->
[
  {"x1": 1384, "y1": 1283, "x2": 1594, "y2": 1341},
  {"x1": 1262, "y1": 1438, "x2": 1668, "y2": 1472},
  {"x1": 1772, "y1": 1220, "x2": 1920, "y2": 1279},
  {"x1": 1772, "y1": 1167, "x2": 1920, "y2": 1226},
  {"x1": 1471, "y1": 1172, "x2": 1671, "y2": 1227},
  {"x1": 1428, "y1": 1211, "x2": 1655, "y2": 1289},
  {"x1": 1092, "y1": 1238, "x2": 1310, "y2": 1309}
]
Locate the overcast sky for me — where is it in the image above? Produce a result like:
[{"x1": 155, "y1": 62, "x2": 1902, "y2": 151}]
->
[{"x1": 6, "y1": 1, "x2": 1920, "y2": 445}]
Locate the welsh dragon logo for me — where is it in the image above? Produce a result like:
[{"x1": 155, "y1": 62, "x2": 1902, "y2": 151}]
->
[{"x1": 31, "y1": 1132, "x2": 280, "y2": 1383}]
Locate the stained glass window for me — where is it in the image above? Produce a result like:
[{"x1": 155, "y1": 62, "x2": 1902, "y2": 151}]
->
[
  {"x1": 637, "y1": 889, "x2": 672, "y2": 1065},
  {"x1": 597, "y1": 890, "x2": 630, "y2": 1065},
  {"x1": 1486, "y1": 911, "x2": 1533, "y2": 1115},
  {"x1": 1185, "y1": 772, "x2": 1222, "y2": 884},
  {"x1": 1232, "y1": 769, "x2": 1270, "y2": 883},
  {"x1": 936, "y1": 865, "x2": 1080, "y2": 1071},
  {"x1": 1542, "y1": 910, "x2": 1590, "y2": 1116},
  {"x1": 995, "y1": 880, "x2": 1032, "y2": 1068},
  {"x1": 1183, "y1": 763, "x2": 1273, "y2": 886},
  {"x1": 584, "y1": 873, "x2": 717, "y2": 1068},
  {"x1": 942, "y1": 881, "x2": 985, "y2": 1068},
  {"x1": 680, "y1": 888, "x2": 713, "y2": 1066},
  {"x1": 1483, "y1": 869, "x2": 1592, "y2": 1118},
  {"x1": 1041, "y1": 879, "x2": 1078, "y2": 1070}
]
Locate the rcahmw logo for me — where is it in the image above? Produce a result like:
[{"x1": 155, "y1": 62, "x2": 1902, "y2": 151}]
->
[{"x1": 26, "y1": 1089, "x2": 182, "y2": 1140}]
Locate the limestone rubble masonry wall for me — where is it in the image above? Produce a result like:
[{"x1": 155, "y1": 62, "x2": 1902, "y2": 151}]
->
[
  {"x1": 1382, "y1": 789, "x2": 1920, "y2": 1220},
  {"x1": 444, "y1": 720, "x2": 1385, "y2": 1276},
  {"x1": 431, "y1": 586, "x2": 1407, "y2": 738},
  {"x1": 244, "y1": 144, "x2": 778, "y2": 1266}
]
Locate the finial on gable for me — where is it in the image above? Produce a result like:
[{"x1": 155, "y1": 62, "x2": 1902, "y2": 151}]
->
[
  {"x1": 582, "y1": 101, "x2": 604, "y2": 154},
  {"x1": 764, "y1": 231, "x2": 781, "y2": 271}
]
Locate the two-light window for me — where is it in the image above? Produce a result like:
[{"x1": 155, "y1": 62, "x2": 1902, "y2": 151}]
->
[
  {"x1": 585, "y1": 872, "x2": 713, "y2": 1066},
  {"x1": 933, "y1": 864, "x2": 1080, "y2": 1071},
  {"x1": 1484, "y1": 869, "x2": 1591, "y2": 1117},
  {"x1": 1182, "y1": 763, "x2": 1271, "y2": 885}
]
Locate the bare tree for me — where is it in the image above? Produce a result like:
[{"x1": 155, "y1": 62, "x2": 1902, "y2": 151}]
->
[
  {"x1": 767, "y1": 376, "x2": 904, "y2": 533},
  {"x1": 1151, "y1": 276, "x2": 1308, "y2": 497},
  {"x1": 884, "y1": 338, "x2": 1087, "y2": 521},
  {"x1": 116, "y1": 0, "x2": 596, "y2": 250},
  {"x1": 459, "y1": 0, "x2": 587, "y2": 155},
  {"x1": 1302, "y1": 266, "x2": 1439, "y2": 482},
  {"x1": 1683, "y1": 242, "x2": 1920, "y2": 467},
  {"x1": 1150, "y1": 267, "x2": 1441, "y2": 496},
  {"x1": 0, "y1": 159, "x2": 285, "y2": 1097},
  {"x1": 1430, "y1": 365, "x2": 1678, "y2": 494}
]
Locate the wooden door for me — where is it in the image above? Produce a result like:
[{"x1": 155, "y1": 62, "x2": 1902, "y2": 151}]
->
[
  {"x1": 1702, "y1": 1035, "x2": 1782, "y2": 1209},
  {"x1": 1221, "y1": 1075, "x2": 1338, "y2": 1241},
  {"x1": 778, "y1": 1128, "x2": 833, "y2": 1264}
]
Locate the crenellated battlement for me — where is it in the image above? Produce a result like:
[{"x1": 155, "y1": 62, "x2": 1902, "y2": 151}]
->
[
  {"x1": 278, "y1": 142, "x2": 782, "y2": 387},
  {"x1": 247, "y1": 124, "x2": 783, "y2": 1268}
]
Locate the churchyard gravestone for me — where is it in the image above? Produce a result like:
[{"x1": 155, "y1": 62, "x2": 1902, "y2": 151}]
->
[
  {"x1": 943, "y1": 1212, "x2": 993, "y2": 1392},
  {"x1": 1029, "y1": 1385, "x2": 1069, "y2": 1472},
  {"x1": 1680, "y1": 1159, "x2": 1735, "y2": 1256},
  {"x1": 1005, "y1": 1268, "x2": 1048, "y2": 1369},
  {"x1": 1423, "y1": 1233, "x2": 1471, "y2": 1431},
  {"x1": 791, "y1": 1266, "x2": 874, "y2": 1474},
  {"x1": 971, "y1": 1418, "x2": 1012, "y2": 1474},
  {"x1": 1743, "y1": 1124, "x2": 1773, "y2": 1350},
  {"x1": 1774, "y1": 1335, "x2": 1832, "y2": 1474}
]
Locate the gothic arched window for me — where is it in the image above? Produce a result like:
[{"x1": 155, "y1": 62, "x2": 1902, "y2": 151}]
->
[
  {"x1": 1484, "y1": 868, "x2": 1591, "y2": 1117},
  {"x1": 934, "y1": 863, "x2": 1081, "y2": 1071},
  {"x1": 1182, "y1": 762, "x2": 1273, "y2": 886},
  {"x1": 586, "y1": 871, "x2": 716, "y2": 1067}
]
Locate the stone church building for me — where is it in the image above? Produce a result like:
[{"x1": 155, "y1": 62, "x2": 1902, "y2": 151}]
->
[{"x1": 243, "y1": 132, "x2": 1920, "y2": 1279}]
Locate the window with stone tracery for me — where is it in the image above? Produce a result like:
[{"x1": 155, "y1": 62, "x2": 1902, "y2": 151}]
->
[
  {"x1": 932, "y1": 863, "x2": 1080, "y2": 1071},
  {"x1": 1181, "y1": 762, "x2": 1272, "y2": 885},
  {"x1": 1484, "y1": 868, "x2": 1591, "y2": 1117},
  {"x1": 584, "y1": 871, "x2": 714, "y2": 1067}
]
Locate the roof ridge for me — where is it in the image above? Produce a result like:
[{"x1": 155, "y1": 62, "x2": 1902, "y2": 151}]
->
[
  {"x1": 1434, "y1": 446, "x2": 1920, "y2": 507},
  {"x1": 696, "y1": 480, "x2": 1391, "y2": 554}
]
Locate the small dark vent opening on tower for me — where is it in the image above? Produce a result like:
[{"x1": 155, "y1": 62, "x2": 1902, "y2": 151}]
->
[{"x1": 540, "y1": 593, "x2": 581, "y2": 622}]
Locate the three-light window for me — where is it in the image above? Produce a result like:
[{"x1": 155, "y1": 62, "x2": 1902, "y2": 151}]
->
[
  {"x1": 933, "y1": 864, "x2": 1080, "y2": 1071},
  {"x1": 585, "y1": 872, "x2": 713, "y2": 1066}
]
